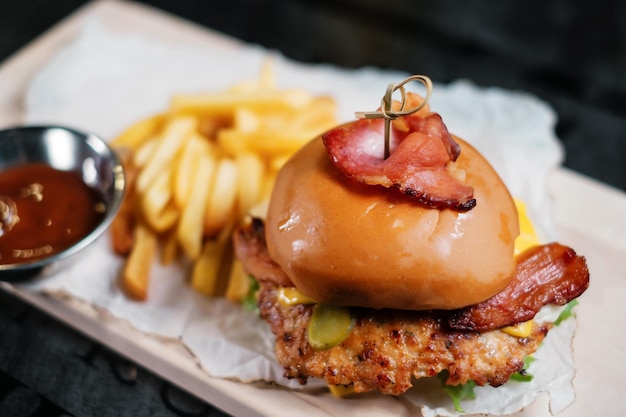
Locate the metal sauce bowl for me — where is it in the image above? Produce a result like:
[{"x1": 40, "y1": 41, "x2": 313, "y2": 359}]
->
[{"x1": 0, "y1": 126, "x2": 125, "y2": 282}]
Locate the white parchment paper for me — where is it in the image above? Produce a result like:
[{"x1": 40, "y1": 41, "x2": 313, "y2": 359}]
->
[{"x1": 19, "y1": 19, "x2": 573, "y2": 416}]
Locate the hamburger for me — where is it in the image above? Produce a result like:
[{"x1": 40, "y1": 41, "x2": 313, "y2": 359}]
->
[{"x1": 233, "y1": 88, "x2": 589, "y2": 412}]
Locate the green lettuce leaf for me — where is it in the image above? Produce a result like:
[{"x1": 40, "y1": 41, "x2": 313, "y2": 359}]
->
[
  {"x1": 510, "y1": 356, "x2": 536, "y2": 382},
  {"x1": 242, "y1": 275, "x2": 260, "y2": 313},
  {"x1": 438, "y1": 371, "x2": 477, "y2": 413},
  {"x1": 554, "y1": 299, "x2": 578, "y2": 326}
]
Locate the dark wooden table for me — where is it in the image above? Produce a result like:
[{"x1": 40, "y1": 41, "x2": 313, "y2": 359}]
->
[{"x1": 0, "y1": 1, "x2": 624, "y2": 416}]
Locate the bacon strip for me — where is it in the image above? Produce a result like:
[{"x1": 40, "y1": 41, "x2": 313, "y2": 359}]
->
[
  {"x1": 322, "y1": 95, "x2": 475, "y2": 210},
  {"x1": 448, "y1": 243, "x2": 590, "y2": 332},
  {"x1": 235, "y1": 219, "x2": 589, "y2": 334},
  {"x1": 233, "y1": 217, "x2": 293, "y2": 287}
]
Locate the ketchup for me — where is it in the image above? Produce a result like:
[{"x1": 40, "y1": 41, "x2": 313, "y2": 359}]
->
[{"x1": 0, "y1": 163, "x2": 106, "y2": 265}]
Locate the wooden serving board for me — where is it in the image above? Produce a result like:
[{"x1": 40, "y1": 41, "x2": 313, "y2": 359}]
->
[{"x1": 0, "y1": 1, "x2": 624, "y2": 416}]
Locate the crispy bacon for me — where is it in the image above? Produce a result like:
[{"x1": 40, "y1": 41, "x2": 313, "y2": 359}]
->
[
  {"x1": 235, "y1": 220, "x2": 590, "y2": 334},
  {"x1": 322, "y1": 95, "x2": 475, "y2": 210},
  {"x1": 448, "y1": 243, "x2": 590, "y2": 332},
  {"x1": 233, "y1": 217, "x2": 293, "y2": 287}
]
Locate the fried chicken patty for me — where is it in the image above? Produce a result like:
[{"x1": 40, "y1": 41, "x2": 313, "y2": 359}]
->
[
  {"x1": 258, "y1": 279, "x2": 549, "y2": 395},
  {"x1": 235, "y1": 218, "x2": 551, "y2": 395}
]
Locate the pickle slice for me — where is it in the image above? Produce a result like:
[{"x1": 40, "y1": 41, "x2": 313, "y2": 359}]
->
[{"x1": 307, "y1": 303, "x2": 355, "y2": 351}]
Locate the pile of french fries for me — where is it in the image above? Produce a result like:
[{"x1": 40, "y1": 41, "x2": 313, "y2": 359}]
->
[{"x1": 109, "y1": 62, "x2": 337, "y2": 301}]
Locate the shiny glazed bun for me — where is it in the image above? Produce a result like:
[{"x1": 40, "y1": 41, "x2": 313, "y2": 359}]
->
[{"x1": 265, "y1": 135, "x2": 520, "y2": 310}]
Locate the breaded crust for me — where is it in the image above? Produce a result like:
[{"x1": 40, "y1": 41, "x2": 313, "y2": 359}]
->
[{"x1": 258, "y1": 279, "x2": 550, "y2": 395}]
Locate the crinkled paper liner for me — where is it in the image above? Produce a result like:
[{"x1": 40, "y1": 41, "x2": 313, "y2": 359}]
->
[{"x1": 18, "y1": 19, "x2": 574, "y2": 416}]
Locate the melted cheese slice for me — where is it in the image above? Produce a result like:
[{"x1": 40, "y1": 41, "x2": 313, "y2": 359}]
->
[
  {"x1": 503, "y1": 198, "x2": 541, "y2": 338},
  {"x1": 277, "y1": 287, "x2": 317, "y2": 306},
  {"x1": 501, "y1": 319, "x2": 534, "y2": 338},
  {"x1": 513, "y1": 198, "x2": 540, "y2": 257}
]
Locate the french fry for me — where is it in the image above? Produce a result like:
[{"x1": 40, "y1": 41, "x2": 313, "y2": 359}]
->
[
  {"x1": 122, "y1": 222, "x2": 158, "y2": 301},
  {"x1": 148, "y1": 201, "x2": 179, "y2": 233},
  {"x1": 227, "y1": 59, "x2": 275, "y2": 93},
  {"x1": 190, "y1": 240, "x2": 223, "y2": 296},
  {"x1": 140, "y1": 169, "x2": 179, "y2": 232},
  {"x1": 248, "y1": 199, "x2": 270, "y2": 220},
  {"x1": 136, "y1": 116, "x2": 196, "y2": 192},
  {"x1": 288, "y1": 97, "x2": 336, "y2": 127},
  {"x1": 257, "y1": 58, "x2": 276, "y2": 91},
  {"x1": 177, "y1": 151, "x2": 216, "y2": 260},
  {"x1": 233, "y1": 107, "x2": 260, "y2": 132},
  {"x1": 172, "y1": 142, "x2": 199, "y2": 209},
  {"x1": 197, "y1": 116, "x2": 229, "y2": 140},
  {"x1": 225, "y1": 258, "x2": 249, "y2": 302},
  {"x1": 204, "y1": 157, "x2": 239, "y2": 236},
  {"x1": 219, "y1": 128, "x2": 321, "y2": 158},
  {"x1": 190, "y1": 224, "x2": 233, "y2": 297},
  {"x1": 159, "y1": 228, "x2": 180, "y2": 266},
  {"x1": 235, "y1": 153, "x2": 264, "y2": 218},
  {"x1": 111, "y1": 113, "x2": 164, "y2": 150},
  {"x1": 245, "y1": 130, "x2": 315, "y2": 156},
  {"x1": 133, "y1": 138, "x2": 159, "y2": 168},
  {"x1": 259, "y1": 171, "x2": 278, "y2": 202},
  {"x1": 269, "y1": 154, "x2": 290, "y2": 172},
  {"x1": 172, "y1": 134, "x2": 212, "y2": 209},
  {"x1": 170, "y1": 88, "x2": 313, "y2": 117},
  {"x1": 216, "y1": 128, "x2": 253, "y2": 156},
  {"x1": 110, "y1": 202, "x2": 135, "y2": 256},
  {"x1": 110, "y1": 153, "x2": 139, "y2": 256}
]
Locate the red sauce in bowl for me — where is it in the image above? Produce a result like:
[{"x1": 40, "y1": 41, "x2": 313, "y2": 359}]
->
[{"x1": 0, "y1": 163, "x2": 106, "y2": 265}]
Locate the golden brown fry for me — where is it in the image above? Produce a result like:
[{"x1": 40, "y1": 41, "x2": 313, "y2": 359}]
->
[
  {"x1": 248, "y1": 199, "x2": 270, "y2": 220},
  {"x1": 233, "y1": 107, "x2": 260, "y2": 132},
  {"x1": 287, "y1": 96, "x2": 336, "y2": 129},
  {"x1": 190, "y1": 240, "x2": 222, "y2": 296},
  {"x1": 110, "y1": 207, "x2": 136, "y2": 257},
  {"x1": 140, "y1": 169, "x2": 179, "y2": 232},
  {"x1": 122, "y1": 222, "x2": 158, "y2": 301},
  {"x1": 259, "y1": 170, "x2": 278, "y2": 202},
  {"x1": 110, "y1": 153, "x2": 139, "y2": 256},
  {"x1": 159, "y1": 228, "x2": 180, "y2": 266},
  {"x1": 235, "y1": 153, "x2": 264, "y2": 218},
  {"x1": 227, "y1": 59, "x2": 275, "y2": 94},
  {"x1": 170, "y1": 88, "x2": 312, "y2": 117},
  {"x1": 177, "y1": 151, "x2": 216, "y2": 260},
  {"x1": 217, "y1": 129, "x2": 315, "y2": 157},
  {"x1": 204, "y1": 157, "x2": 238, "y2": 236},
  {"x1": 136, "y1": 116, "x2": 196, "y2": 192},
  {"x1": 172, "y1": 134, "x2": 212, "y2": 209},
  {"x1": 110, "y1": 113, "x2": 164, "y2": 150},
  {"x1": 190, "y1": 225, "x2": 232, "y2": 297},
  {"x1": 225, "y1": 259, "x2": 250, "y2": 302},
  {"x1": 269, "y1": 154, "x2": 290, "y2": 172},
  {"x1": 257, "y1": 58, "x2": 276, "y2": 91},
  {"x1": 133, "y1": 138, "x2": 159, "y2": 168},
  {"x1": 197, "y1": 116, "x2": 230, "y2": 140},
  {"x1": 216, "y1": 129, "x2": 252, "y2": 156}
]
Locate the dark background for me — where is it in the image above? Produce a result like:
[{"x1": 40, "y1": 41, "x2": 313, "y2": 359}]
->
[{"x1": 0, "y1": 1, "x2": 624, "y2": 416}]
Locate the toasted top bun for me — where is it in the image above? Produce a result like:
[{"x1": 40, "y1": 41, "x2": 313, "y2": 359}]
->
[{"x1": 265, "y1": 135, "x2": 520, "y2": 310}]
